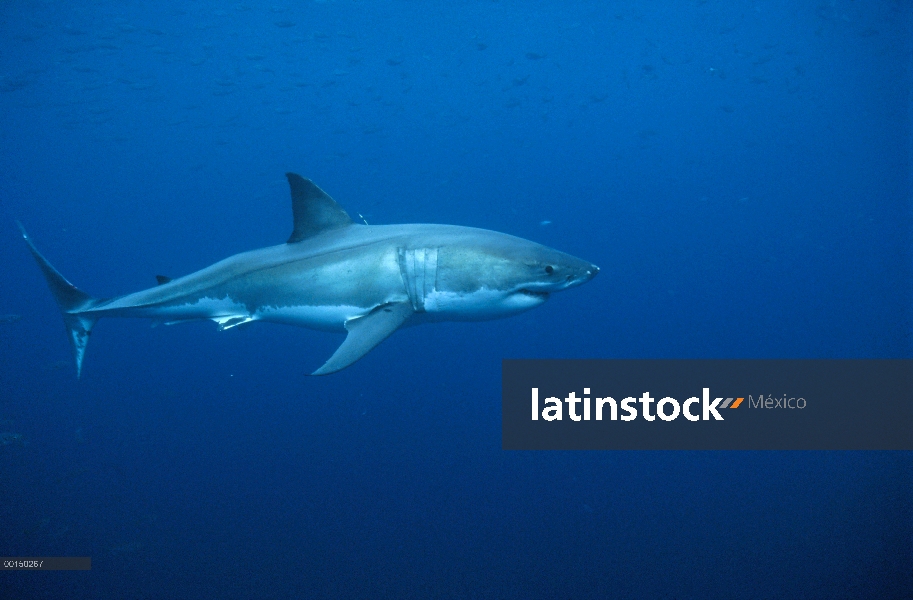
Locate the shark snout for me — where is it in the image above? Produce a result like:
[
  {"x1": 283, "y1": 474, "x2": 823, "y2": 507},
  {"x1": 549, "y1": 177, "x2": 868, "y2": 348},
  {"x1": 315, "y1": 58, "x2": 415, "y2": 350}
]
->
[
  {"x1": 571, "y1": 263, "x2": 599, "y2": 286},
  {"x1": 538, "y1": 262, "x2": 598, "y2": 294}
]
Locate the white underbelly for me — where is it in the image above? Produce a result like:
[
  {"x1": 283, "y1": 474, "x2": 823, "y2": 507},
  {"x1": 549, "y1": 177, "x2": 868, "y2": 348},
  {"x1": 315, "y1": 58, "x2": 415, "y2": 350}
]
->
[
  {"x1": 254, "y1": 303, "x2": 369, "y2": 332},
  {"x1": 422, "y1": 288, "x2": 545, "y2": 321},
  {"x1": 136, "y1": 296, "x2": 369, "y2": 333}
]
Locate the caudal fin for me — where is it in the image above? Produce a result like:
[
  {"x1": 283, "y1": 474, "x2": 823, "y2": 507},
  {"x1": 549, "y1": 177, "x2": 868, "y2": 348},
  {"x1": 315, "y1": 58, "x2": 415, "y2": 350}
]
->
[{"x1": 17, "y1": 223, "x2": 102, "y2": 378}]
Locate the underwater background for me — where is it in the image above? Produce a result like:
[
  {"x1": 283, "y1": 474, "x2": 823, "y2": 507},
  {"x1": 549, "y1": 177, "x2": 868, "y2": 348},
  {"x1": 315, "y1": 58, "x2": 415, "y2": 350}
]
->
[{"x1": 1, "y1": 1, "x2": 911, "y2": 598}]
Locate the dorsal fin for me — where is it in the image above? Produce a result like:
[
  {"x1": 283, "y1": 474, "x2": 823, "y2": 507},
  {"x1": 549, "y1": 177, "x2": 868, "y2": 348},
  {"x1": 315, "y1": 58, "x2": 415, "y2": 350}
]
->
[
  {"x1": 155, "y1": 275, "x2": 172, "y2": 286},
  {"x1": 285, "y1": 173, "x2": 353, "y2": 243}
]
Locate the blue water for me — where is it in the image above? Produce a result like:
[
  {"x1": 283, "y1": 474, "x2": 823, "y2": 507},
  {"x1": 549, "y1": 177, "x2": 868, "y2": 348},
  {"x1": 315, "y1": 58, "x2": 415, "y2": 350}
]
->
[{"x1": 1, "y1": 1, "x2": 911, "y2": 598}]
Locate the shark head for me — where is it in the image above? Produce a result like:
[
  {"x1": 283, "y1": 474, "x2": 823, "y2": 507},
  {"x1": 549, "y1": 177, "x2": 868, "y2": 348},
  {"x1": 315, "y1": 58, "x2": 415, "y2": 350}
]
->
[
  {"x1": 509, "y1": 244, "x2": 600, "y2": 297},
  {"x1": 496, "y1": 242, "x2": 599, "y2": 313},
  {"x1": 418, "y1": 229, "x2": 599, "y2": 320}
]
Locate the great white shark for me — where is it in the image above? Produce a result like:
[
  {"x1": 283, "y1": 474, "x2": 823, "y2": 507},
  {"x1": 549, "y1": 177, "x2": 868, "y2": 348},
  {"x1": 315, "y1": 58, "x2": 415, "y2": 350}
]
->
[{"x1": 20, "y1": 173, "x2": 598, "y2": 376}]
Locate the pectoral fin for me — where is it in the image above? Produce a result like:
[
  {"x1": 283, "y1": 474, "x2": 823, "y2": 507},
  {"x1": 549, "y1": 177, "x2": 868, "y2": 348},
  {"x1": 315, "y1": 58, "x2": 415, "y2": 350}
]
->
[{"x1": 312, "y1": 302, "x2": 412, "y2": 375}]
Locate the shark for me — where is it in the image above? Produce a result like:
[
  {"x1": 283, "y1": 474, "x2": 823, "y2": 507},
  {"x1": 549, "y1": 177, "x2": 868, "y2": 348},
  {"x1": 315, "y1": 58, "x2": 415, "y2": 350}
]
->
[{"x1": 20, "y1": 173, "x2": 599, "y2": 376}]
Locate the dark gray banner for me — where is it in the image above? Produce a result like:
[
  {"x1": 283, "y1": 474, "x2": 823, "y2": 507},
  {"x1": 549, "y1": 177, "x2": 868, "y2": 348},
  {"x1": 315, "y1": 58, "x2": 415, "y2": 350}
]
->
[
  {"x1": 502, "y1": 360, "x2": 913, "y2": 450},
  {"x1": 1, "y1": 557, "x2": 91, "y2": 571}
]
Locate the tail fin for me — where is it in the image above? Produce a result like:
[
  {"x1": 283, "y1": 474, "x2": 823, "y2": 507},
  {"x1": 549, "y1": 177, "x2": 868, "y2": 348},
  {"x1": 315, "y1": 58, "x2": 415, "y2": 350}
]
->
[{"x1": 17, "y1": 223, "x2": 102, "y2": 378}]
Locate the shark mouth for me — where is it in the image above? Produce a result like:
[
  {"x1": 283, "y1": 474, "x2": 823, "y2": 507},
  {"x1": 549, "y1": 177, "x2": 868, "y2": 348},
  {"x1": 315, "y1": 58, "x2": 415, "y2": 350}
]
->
[{"x1": 519, "y1": 289, "x2": 550, "y2": 300}]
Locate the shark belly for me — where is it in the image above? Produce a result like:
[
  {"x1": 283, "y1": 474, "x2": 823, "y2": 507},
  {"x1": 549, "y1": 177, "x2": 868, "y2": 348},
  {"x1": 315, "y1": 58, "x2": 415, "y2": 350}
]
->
[
  {"x1": 253, "y1": 304, "x2": 373, "y2": 332},
  {"x1": 93, "y1": 239, "x2": 410, "y2": 333},
  {"x1": 421, "y1": 287, "x2": 547, "y2": 321}
]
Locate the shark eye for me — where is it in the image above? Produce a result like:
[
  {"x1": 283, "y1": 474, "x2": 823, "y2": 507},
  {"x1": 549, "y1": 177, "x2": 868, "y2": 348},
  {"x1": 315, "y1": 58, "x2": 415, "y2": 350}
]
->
[{"x1": 544, "y1": 265, "x2": 554, "y2": 274}]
